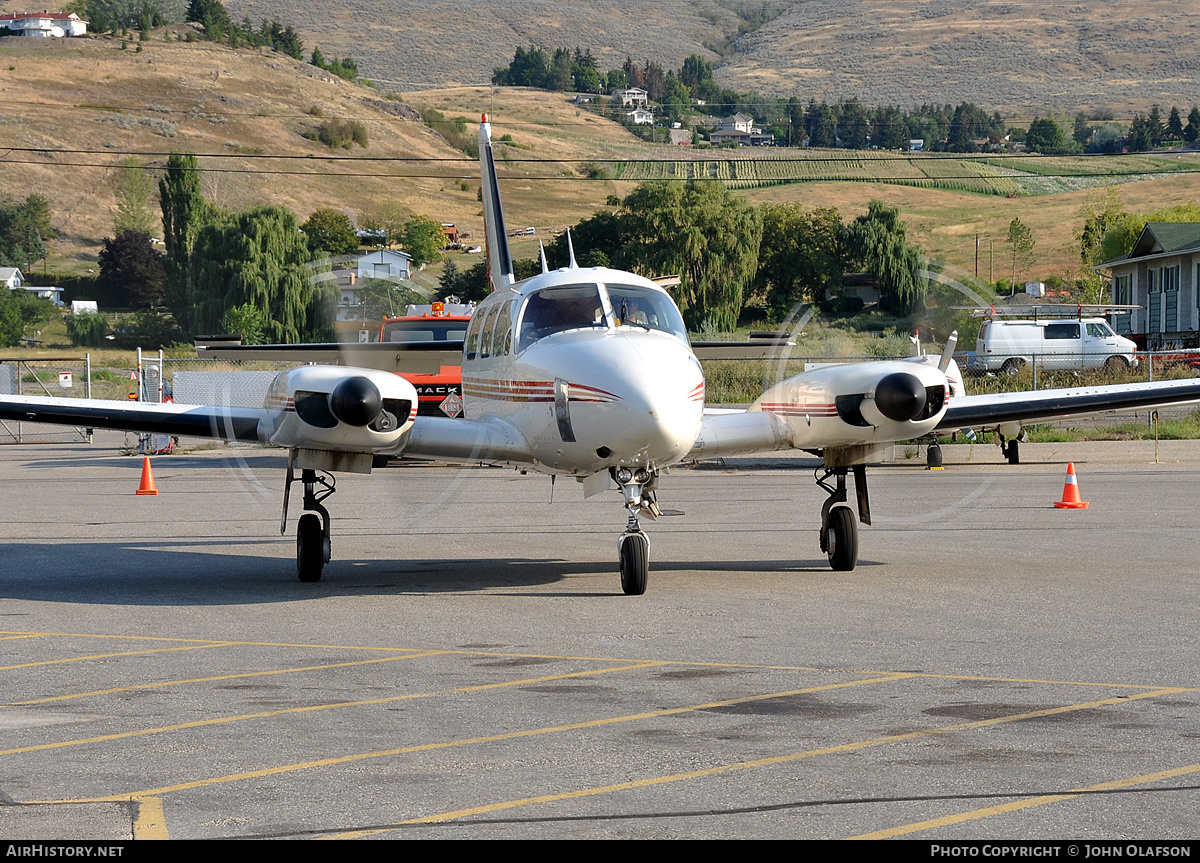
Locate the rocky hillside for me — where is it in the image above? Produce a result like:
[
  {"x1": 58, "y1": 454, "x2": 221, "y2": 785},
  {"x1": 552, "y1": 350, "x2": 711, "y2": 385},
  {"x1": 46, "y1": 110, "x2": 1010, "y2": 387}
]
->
[{"x1": 222, "y1": 0, "x2": 1200, "y2": 114}]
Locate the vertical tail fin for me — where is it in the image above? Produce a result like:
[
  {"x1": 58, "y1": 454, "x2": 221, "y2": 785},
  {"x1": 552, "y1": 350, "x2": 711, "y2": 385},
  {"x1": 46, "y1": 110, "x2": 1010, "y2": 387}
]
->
[{"x1": 479, "y1": 115, "x2": 515, "y2": 293}]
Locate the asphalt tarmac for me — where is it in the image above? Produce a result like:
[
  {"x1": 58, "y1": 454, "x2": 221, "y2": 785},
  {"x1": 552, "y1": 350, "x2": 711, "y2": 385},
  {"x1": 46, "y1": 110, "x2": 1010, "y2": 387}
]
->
[{"x1": 0, "y1": 433, "x2": 1197, "y2": 840}]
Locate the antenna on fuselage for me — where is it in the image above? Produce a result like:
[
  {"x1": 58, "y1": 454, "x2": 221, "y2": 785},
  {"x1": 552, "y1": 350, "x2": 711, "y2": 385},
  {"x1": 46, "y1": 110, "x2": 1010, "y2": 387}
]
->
[
  {"x1": 566, "y1": 228, "x2": 579, "y2": 269},
  {"x1": 478, "y1": 114, "x2": 515, "y2": 293},
  {"x1": 539, "y1": 240, "x2": 548, "y2": 274}
]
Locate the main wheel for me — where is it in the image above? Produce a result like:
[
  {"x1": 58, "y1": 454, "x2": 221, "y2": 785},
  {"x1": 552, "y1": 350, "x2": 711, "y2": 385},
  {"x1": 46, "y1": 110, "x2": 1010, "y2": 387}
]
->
[
  {"x1": 826, "y1": 506, "x2": 858, "y2": 572},
  {"x1": 927, "y1": 443, "x2": 943, "y2": 468},
  {"x1": 297, "y1": 513, "x2": 324, "y2": 583},
  {"x1": 1005, "y1": 439, "x2": 1020, "y2": 465},
  {"x1": 619, "y1": 532, "x2": 649, "y2": 596}
]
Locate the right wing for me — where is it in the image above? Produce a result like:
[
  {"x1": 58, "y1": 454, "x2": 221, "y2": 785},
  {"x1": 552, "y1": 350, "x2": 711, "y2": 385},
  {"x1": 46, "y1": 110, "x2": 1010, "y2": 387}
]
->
[{"x1": 939, "y1": 378, "x2": 1200, "y2": 431}]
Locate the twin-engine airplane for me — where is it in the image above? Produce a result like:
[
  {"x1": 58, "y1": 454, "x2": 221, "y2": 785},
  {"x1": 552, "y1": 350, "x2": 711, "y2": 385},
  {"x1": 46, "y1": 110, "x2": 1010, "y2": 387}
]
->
[{"x1": 5, "y1": 116, "x2": 1200, "y2": 595}]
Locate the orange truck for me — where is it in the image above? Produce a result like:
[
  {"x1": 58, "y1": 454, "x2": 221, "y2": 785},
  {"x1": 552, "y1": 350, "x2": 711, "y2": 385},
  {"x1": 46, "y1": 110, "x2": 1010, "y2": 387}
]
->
[{"x1": 378, "y1": 302, "x2": 472, "y2": 418}]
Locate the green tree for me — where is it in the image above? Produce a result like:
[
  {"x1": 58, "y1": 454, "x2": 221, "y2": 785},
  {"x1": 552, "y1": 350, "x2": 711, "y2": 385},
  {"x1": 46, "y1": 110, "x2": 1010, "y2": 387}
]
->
[
  {"x1": 1168, "y1": 106, "x2": 1184, "y2": 141},
  {"x1": 400, "y1": 215, "x2": 445, "y2": 268},
  {"x1": 301, "y1": 209, "x2": 359, "y2": 256},
  {"x1": 616, "y1": 181, "x2": 762, "y2": 331},
  {"x1": 158, "y1": 152, "x2": 208, "y2": 334},
  {"x1": 755, "y1": 203, "x2": 845, "y2": 320},
  {"x1": 186, "y1": 0, "x2": 228, "y2": 39},
  {"x1": 220, "y1": 302, "x2": 268, "y2": 344},
  {"x1": 65, "y1": 311, "x2": 108, "y2": 348},
  {"x1": 112, "y1": 156, "x2": 158, "y2": 235},
  {"x1": 1025, "y1": 118, "x2": 1066, "y2": 154},
  {"x1": 838, "y1": 98, "x2": 871, "y2": 150},
  {"x1": 1005, "y1": 217, "x2": 1036, "y2": 290},
  {"x1": 437, "y1": 257, "x2": 464, "y2": 300},
  {"x1": 842, "y1": 201, "x2": 926, "y2": 314},
  {"x1": 0, "y1": 195, "x2": 49, "y2": 269},
  {"x1": 1186, "y1": 106, "x2": 1200, "y2": 144},
  {"x1": 191, "y1": 205, "x2": 330, "y2": 343}
]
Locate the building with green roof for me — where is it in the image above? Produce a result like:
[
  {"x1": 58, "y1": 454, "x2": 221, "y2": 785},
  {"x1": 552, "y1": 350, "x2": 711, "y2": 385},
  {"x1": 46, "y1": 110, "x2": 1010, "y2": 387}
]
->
[{"x1": 1096, "y1": 223, "x2": 1200, "y2": 347}]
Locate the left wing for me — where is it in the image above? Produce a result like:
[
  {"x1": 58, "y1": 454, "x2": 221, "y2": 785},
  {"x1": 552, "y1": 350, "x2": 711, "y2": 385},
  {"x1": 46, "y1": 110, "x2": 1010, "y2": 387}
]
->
[
  {"x1": 0, "y1": 394, "x2": 265, "y2": 441},
  {"x1": 938, "y1": 378, "x2": 1200, "y2": 431}
]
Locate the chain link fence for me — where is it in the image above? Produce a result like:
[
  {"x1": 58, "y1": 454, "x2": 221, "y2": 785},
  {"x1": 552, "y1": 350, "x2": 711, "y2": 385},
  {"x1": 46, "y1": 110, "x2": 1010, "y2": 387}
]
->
[{"x1": 0, "y1": 357, "x2": 93, "y2": 444}]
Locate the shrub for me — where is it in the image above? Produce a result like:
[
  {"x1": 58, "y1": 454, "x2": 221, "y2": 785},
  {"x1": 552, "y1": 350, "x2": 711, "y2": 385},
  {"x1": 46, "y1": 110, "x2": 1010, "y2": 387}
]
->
[
  {"x1": 65, "y1": 312, "x2": 109, "y2": 348},
  {"x1": 304, "y1": 119, "x2": 368, "y2": 149}
]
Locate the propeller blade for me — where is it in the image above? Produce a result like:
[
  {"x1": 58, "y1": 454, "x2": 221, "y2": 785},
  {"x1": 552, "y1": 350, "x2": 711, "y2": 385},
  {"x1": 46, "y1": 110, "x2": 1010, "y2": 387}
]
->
[{"x1": 938, "y1": 331, "x2": 958, "y2": 372}]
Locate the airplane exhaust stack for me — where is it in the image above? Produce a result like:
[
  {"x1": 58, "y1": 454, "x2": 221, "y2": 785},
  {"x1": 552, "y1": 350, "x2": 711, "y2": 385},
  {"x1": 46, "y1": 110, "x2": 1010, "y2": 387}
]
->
[
  {"x1": 135, "y1": 456, "x2": 158, "y2": 495},
  {"x1": 329, "y1": 377, "x2": 383, "y2": 427},
  {"x1": 874, "y1": 373, "x2": 927, "y2": 422},
  {"x1": 1053, "y1": 462, "x2": 1089, "y2": 509}
]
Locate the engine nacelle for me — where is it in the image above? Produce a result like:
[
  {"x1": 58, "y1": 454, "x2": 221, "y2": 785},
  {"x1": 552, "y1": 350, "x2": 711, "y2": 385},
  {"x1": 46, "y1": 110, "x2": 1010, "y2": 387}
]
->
[
  {"x1": 750, "y1": 358, "x2": 948, "y2": 449},
  {"x1": 258, "y1": 366, "x2": 418, "y2": 452}
]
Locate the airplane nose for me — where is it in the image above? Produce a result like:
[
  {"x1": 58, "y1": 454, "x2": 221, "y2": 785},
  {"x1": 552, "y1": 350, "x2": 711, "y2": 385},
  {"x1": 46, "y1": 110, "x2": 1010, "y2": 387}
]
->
[{"x1": 603, "y1": 338, "x2": 703, "y2": 463}]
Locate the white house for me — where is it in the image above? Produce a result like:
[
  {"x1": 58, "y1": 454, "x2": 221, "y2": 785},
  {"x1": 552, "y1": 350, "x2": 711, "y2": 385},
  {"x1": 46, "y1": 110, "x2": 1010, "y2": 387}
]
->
[
  {"x1": 0, "y1": 12, "x2": 87, "y2": 37},
  {"x1": 356, "y1": 249, "x2": 411, "y2": 281},
  {"x1": 626, "y1": 107, "x2": 654, "y2": 125},
  {"x1": 0, "y1": 267, "x2": 22, "y2": 289},
  {"x1": 1, "y1": 268, "x2": 62, "y2": 304},
  {"x1": 612, "y1": 87, "x2": 649, "y2": 108}
]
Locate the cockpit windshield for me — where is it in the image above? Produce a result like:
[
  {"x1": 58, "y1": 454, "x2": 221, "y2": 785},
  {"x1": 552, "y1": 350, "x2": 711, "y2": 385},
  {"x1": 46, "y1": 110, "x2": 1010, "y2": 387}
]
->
[
  {"x1": 606, "y1": 284, "x2": 687, "y2": 340},
  {"x1": 517, "y1": 284, "x2": 606, "y2": 353}
]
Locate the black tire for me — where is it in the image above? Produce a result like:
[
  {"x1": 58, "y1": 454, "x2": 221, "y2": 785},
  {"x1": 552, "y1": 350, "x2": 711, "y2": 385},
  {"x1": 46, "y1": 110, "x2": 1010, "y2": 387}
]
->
[
  {"x1": 1104, "y1": 356, "x2": 1128, "y2": 374},
  {"x1": 1000, "y1": 358, "x2": 1023, "y2": 377},
  {"x1": 619, "y1": 532, "x2": 649, "y2": 596},
  {"x1": 927, "y1": 443, "x2": 943, "y2": 468},
  {"x1": 826, "y1": 506, "x2": 858, "y2": 572},
  {"x1": 297, "y1": 513, "x2": 324, "y2": 583},
  {"x1": 1005, "y1": 439, "x2": 1020, "y2": 465}
]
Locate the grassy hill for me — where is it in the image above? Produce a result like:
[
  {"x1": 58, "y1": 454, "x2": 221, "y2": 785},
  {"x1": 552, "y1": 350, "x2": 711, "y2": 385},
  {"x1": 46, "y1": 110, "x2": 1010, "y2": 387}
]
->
[
  {"x1": 217, "y1": 0, "x2": 1200, "y2": 115},
  {"x1": 2, "y1": 32, "x2": 1200, "y2": 284}
]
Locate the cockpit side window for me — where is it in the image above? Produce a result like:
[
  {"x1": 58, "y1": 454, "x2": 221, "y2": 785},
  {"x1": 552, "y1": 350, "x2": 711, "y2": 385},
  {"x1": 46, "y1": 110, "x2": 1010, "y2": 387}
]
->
[
  {"x1": 516, "y1": 285, "x2": 606, "y2": 353},
  {"x1": 606, "y1": 284, "x2": 688, "y2": 341}
]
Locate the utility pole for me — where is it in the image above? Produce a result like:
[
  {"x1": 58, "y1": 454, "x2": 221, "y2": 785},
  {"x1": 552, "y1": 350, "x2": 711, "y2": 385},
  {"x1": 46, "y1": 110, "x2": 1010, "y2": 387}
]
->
[{"x1": 975, "y1": 233, "x2": 979, "y2": 278}]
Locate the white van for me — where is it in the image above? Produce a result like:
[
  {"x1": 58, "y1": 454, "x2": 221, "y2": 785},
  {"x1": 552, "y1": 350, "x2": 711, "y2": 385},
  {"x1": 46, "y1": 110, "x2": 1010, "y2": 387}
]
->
[{"x1": 976, "y1": 317, "x2": 1138, "y2": 374}]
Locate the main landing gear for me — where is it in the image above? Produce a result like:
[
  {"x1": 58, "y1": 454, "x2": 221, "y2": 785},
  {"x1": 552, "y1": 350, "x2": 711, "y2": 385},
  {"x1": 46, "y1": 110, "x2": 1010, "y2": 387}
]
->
[
  {"x1": 283, "y1": 462, "x2": 334, "y2": 583},
  {"x1": 613, "y1": 467, "x2": 661, "y2": 596},
  {"x1": 816, "y1": 465, "x2": 870, "y2": 572}
]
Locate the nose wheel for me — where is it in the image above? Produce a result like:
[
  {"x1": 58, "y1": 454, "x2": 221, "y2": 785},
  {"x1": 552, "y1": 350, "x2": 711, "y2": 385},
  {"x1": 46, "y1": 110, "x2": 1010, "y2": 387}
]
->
[
  {"x1": 619, "y1": 530, "x2": 649, "y2": 595},
  {"x1": 613, "y1": 467, "x2": 658, "y2": 595},
  {"x1": 283, "y1": 459, "x2": 334, "y2": 583}
]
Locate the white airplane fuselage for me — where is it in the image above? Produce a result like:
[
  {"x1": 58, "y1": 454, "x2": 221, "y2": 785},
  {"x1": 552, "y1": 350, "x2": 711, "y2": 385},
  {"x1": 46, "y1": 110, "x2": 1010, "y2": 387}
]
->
[{"x1": 460, "y1": 267, "x2": 705, "y2": 476}]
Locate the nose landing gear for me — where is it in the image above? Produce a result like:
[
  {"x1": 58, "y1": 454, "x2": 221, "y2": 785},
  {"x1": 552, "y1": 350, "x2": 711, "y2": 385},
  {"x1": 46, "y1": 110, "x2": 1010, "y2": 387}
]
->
[
  {"x1": 283, "y1": 457, "x2": 335, "y2": 583},
  {"x1": 613, "y1": 467, "x2": 658, "y2": 595},
  {"x1": 816, "y1": 465, "x2": 870, "y2": 572}
]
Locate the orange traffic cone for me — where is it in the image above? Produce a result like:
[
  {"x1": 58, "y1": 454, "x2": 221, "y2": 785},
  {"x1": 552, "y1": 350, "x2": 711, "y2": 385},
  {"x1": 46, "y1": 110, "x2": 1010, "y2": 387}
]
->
[
  {"x1": 1053, "y1": 462, "x2": 1088, "y2": 509},
  {"x1": 135, "y1": 456, "x2": 158, "y2": 495}
]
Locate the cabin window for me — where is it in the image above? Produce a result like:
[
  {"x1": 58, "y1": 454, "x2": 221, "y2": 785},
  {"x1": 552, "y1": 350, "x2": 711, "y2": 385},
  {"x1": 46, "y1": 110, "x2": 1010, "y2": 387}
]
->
[
  {"x1": 605, "y1": 284, "x2": 688, "y2": 341},
  {"x1": 489, "y1": 301, "x2": 512, "y2": 358},
  {"x1": 477, "y1": 306, "x2": 500, "y2": 359},
  {"x1": 516, "y1": 285, "x2": 606, "y2": 353}
]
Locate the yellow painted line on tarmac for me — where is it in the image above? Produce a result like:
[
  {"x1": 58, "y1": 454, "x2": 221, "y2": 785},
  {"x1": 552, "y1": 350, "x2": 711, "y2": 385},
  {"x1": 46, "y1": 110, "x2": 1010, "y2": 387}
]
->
[
  {"x1": 849, "y1": 760, "x2": 1200, "y2": 839},
  {"x1": 69, "y1": 673, "x2": 910, "y2": 806},
  {"x1": 327, "y1": 686, "x2": 1182, "y2": 837},
  {"x1": 4, "y1": 651, "x2": 456, "y2": 708},
  {"x1": 0, "y1": 643, "x2": 233, "y2": 673},
  {"x1": 131, "y1": 796, "x2": 168, "y2": 840},
  {"x1": 0, "y1": 634, "x2": 44, "y2": 641},
  {"x1": 5, "y1": 661, "x2": 669, "y2": 759},
  {"x1": 4, "y1": 630, "x2": 1195, "y2": 692}
]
